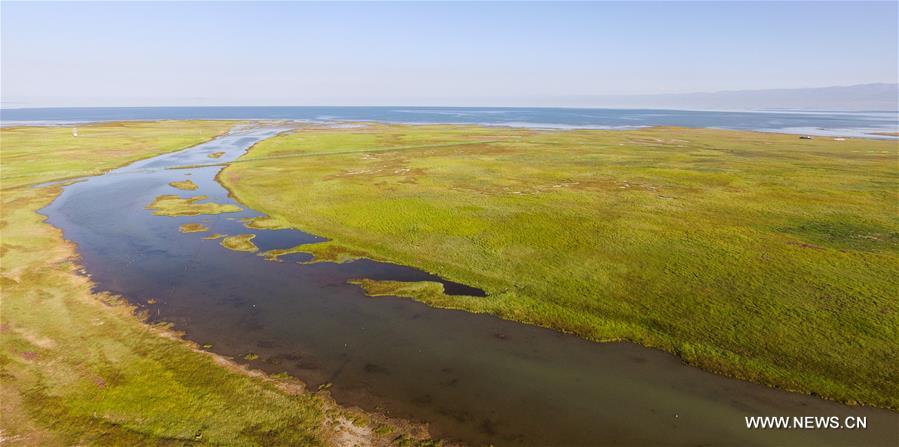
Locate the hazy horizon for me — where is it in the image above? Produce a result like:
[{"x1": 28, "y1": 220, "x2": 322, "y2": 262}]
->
[
  {"x1": 3, "y1": 83, "x2": 897, "y2": 112},
  {"x1": 2, "y1": 2, "x2": 896, "y2": 109}
]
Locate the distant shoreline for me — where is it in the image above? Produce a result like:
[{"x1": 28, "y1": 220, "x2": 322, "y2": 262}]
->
[{"x1": 1, "y1": 106, "x2": 896, "y2": 140}]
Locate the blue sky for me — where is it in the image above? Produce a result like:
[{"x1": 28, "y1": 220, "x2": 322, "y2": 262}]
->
[{"x1": 1, "y1": 1, "x2": 896, "y2": 107}]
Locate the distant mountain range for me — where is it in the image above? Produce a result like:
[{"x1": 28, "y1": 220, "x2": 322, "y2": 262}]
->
[{"x1": 552, "y1": 83, "x2": 898, "y2": 111}]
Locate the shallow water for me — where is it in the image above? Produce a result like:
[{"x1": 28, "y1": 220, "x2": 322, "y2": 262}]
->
[
  {"x1": 41, "y1": 126, "x2": 897, "y2": 446},
  {"x1": 4, "y1": 106, "x2": 898, "y2": 138}
]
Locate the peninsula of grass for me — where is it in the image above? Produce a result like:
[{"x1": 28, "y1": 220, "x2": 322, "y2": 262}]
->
[
  {"x1": 221, "y1": 234, "x2": 259, "y2": 253},
  {"x1": 179, "y1": 223, "x2": 209, "y2": 233},
  {"x1": 261, "y1": 245, "x2": 308, "y2": 261},
  {"x1": 350, "y1": 279, "x2": 450, "y2": 301},
  {"x1": 1, "y1": 121, "x2": 427, "y2": 445},
  {"x1": 243, "y1": 215, "x2": 290, "y2": 230},
  {"x1": 220, "y1": 124, "x2": 899, "y2": 410},
  {"x1": 147, "y1": 194, "x2": 242, "y2": 216},
  {"x1": 169, "y1": 179, "x2": 199, "y2": 190}
]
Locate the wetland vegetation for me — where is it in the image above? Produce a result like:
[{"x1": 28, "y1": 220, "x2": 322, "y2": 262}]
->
[
  {"x1": 261, "y1": 240, "x2": 368, "y2": 264},
  {"x1": 3, "y1": 119, "x2": 895, "y2": 446},
  {"x1": 221, "y1": 124, "x2": 899, "y2": 410},
  {"x1": 220, "y1": 234, "x2": 260, "y2": 253},
  {"x1": 179, "y1": 222, "x2": 210, "y2": 233},
  {"x1": 146, "y1": 194, "x2": 242, "y2": 216},
  {"x1": 0, "y1": 121, "x2": 428, "y2": 446},
  {"x1": 169, "y1": 179, "x2": 199, "y2": 190},
  {"x1": 243, "y1": 215, "x2": 291, "y2": 230}
]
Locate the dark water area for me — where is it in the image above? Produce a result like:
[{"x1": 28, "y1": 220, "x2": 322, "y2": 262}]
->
[
  {"x1": 41, "y1": 126, "x2": 897, "y2": 446},
  {"x1": 4, "y1": 106, "x2": 898, "y2": 138}
]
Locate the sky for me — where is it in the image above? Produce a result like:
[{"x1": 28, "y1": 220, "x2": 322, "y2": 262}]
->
[{"x1": 1, "y1": 1, "x2": 897, "y2": 108}]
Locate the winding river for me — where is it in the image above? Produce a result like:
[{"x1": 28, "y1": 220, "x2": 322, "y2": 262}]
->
[{"x1": 42, "y1": 125, "x2": 897, "y2": 446}]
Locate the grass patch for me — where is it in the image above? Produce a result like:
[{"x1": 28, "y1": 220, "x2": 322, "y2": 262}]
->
[
  {"x1": 178, "y1": 223, "x2": 209, "y2": 233},
  {"x1": 778, "y1": 217, "x2": 898, "y2": 252},
  {"x1": 260, "y1": 245, "x2": 309, "y2": 261},
  {"x1": 351, "y1": 279, "x2": 447, "y2": 301},
  {"x1": 208, "y1": 151, "x2": 226, "y2": 159},
  {"x1": 221, "y1": 124, "x2": 899, "y2": 410},
  {"x1": 243, "y1": 215, "x2": 290, "y2": 230},
  {"x1": 146, "y1": 195, "x2": 242, "y2": 216},
  {"x1": 220, "y1": 234, "x2": 259, "y2": 253},
  {"x1": 169, "y1": 179, "x2": 199, "y2": 191},
  {"x1": 261, "y1": 241, "x2": 368, "y2": 263}
]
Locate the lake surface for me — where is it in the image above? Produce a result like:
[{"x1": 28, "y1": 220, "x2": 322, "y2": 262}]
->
[
  {"x1": 4, "y1": 106, "x2": 898, "y2": 138},
  {"x1": 41, "y1": 125, "x2": 897, "y2": 446}
]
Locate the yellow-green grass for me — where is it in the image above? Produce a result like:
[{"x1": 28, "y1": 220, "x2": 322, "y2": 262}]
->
[
  {"x1": 243, "y1": 215, "x2": 290, "y2": 230},
  {"x1": 351, "y1": 279, "x2": 449, "y2": 301},
  {"x1": 261, "y1": 241, "x2": 367, "y2": 264},
  {"x1": 220, "y1": 234, "x2": 259, "y2": 253},
  {"x1": 146, "y1": 194, "x2": 242, "y2": 216},
  {"x1": 221, "y1": 124, "x2": 899, "y2": 410},
  {"x1": 0, "y1": 121, "x2": 427, "y2": 446},
  {"x1": 208, "y1": 151, "x2": 226, "y2": 159},
  {"x1": 260, "y1": 246, "x2": 307, "y2": 261},
  {"x1": 169, "y1": 179, "x2": 199, "y2": 191},
  {"x1": 179, "y1": 223, "x2": 209, "y2": 233},
  {"x1": 0, "y1": 121, "x2": 233, "y2": 189}
]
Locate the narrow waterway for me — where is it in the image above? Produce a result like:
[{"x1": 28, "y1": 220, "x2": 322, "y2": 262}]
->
[{"x1": 42, "y1": 125, "x2": 897, "y2": 446}]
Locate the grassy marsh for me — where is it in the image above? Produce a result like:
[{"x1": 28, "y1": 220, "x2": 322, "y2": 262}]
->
[
  {"x1": 350, "y1": 279, "x2": 450, "y2": 301},
  {"x1": 221, "y1": 234, "x2": 259, "y2": 253},
  {"x1": 221, "y1": 124, "x2": 899, "y2": 409},
  {"x1": 260, "y1": 245, "x2": 309, "y2": 261},
  {"x1": 243, "y1": 215, "x2": 290, "y2": 230},
  {"x1": 146, "y1": 194, "x2": 242, "y2": 216},
  {"x1": 169, "y1": 179, "x2": 199, "y2": 190},
  {"x1": 261, "y1": 240, "x2": 367, "y2": 263},
  {"x1": 0, "y1": 121, "x2": 427, "y2": 446},
  {"x1": 0, "y1": 121, "x2": 233, "y2": 189},
  {"x1": 179, "y1": 223, "x2": 209, "y2": 233}
]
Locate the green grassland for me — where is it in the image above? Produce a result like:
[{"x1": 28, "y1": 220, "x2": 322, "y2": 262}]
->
[
  {"x1": 1, "y1": 121, "x2": 232, "y2": 189},
  {"x1": 220, "y1": 124, "x2": 899, "y2": 410},
  {"x1": 0, "y1": 121, "x2": 427, "y2": 446}
]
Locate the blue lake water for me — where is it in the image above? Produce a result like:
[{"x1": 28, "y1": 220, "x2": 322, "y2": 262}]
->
[{"x1": 2, "y1": 106, "x2": 897, "y2": 137}]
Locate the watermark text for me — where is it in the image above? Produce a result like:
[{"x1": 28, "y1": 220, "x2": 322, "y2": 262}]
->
[{"x1": 745, "y1": 416, "x2": 867, "y2": 430}]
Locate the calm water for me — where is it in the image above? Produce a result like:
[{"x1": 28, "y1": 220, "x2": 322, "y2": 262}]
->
[
  {"x1": 4, "y1": 106, "x2": 898, "y2": 138},
  {"x1": 41, "y1": 126, "x2": 897, "y2": 446}
]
